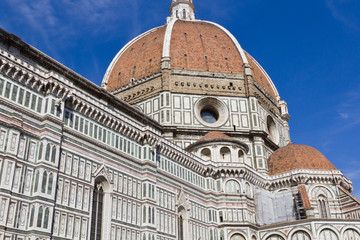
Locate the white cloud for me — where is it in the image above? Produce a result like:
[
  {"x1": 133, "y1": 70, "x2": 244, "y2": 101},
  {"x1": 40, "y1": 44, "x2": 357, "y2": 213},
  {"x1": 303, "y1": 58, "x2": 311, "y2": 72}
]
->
[
  {"x1": 339, "y1": 112, "x2": 350, "y2": 119},
  {"x1": 326, "y1": 0, "x2": 360, "y2": 31},
  {"x1": 2, "y1": 0, "x2": 142, "y2": 46}
]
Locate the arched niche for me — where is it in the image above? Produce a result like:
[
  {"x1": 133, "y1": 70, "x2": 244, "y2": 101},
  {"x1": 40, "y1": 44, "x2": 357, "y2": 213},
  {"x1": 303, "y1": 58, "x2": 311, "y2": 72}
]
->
[
  {"x1": 200, "y1": 148, "x2": 211, "y2": 161},
  {"x1": 266, "y1": 234, "x2": 285, "y2": 240},
  {"x1": 225, "y1": 180, "x2": 241, "y2": 194},
  {"x1": 291, "y1": 231, "x2": 311, "y2": 240},
  {"x1": 220, "y1": 146, "x2": 231, "y2": 162},
  {"x1": 319, "y1": 229, "x2": 339, "y2": 240},
  {"x1": 90, "y1": 166, "x2": 113, "y2": 240},
  {"x1": 343, "y1": 228, "x2": 360, "y2": 240},
  {"x1": 230, "y1": 233, "x2": 246, "y2": 240},
  {"x1": 237, "y1": 150, "x2": 244, "y2": 162}
]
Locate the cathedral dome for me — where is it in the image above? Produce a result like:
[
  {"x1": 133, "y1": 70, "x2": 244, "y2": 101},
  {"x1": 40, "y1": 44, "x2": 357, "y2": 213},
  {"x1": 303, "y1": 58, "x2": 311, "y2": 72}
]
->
[
  {"x1": 267, "y1": 143, "x2": 337, "y2": 175},
  {"x1": 102, "y1": 15, "x2": 279, "y2": 100}
]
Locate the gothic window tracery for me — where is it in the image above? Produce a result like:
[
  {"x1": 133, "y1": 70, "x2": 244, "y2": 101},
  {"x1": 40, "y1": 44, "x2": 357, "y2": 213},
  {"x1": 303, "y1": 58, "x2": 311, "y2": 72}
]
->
[
  {"x1": 37, "y1": 206, "x2": 43, "y2": 227},
  {"x1": 41, "y1": 172, "x2": 47, "y2": 193},
  {"x1": 318, "y1": 195, "x2": 330, "y2": 218},
  {"x1": 90, "y1": 184, "x2": 104, "y2": 240}
]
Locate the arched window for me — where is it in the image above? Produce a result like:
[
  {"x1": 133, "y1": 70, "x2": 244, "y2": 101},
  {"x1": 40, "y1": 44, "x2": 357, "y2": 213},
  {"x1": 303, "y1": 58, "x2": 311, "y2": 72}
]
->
[
  {"x1": 38, "y1": 142, "x2": 43, "y2": 160},
  {"x1": 90, "y1": 183, "x2": 104, "y2": 240},
  {"x1": 266, "y1": 235, "x2": 284, "y2": 240},
  {"x1": 319, "y1": 229, "x2": 338, "y2": 240},
  {"x1": 245, "y1": 183, "x2": 252, "y2": 197},
  {"x1": 318, "y1": 195, "x2": 329, "y2": 218},
  {"x1": 225, "y1": 180, "x2": 240, "y2": 194},
  {"x1": 182, "y1": 9, "x2": 186, "y2": 19},
  {"x1": 148, "y1": 206, "x2": 151, "y2": 223},
  {"x1": 152, "y1": 207, "x2": 155, "y2": 224},
  {"x1": 43, "y1": 208, "x2": 49, "y2": 229},
  {"x1": 45, "y1": 144, "x2": 51, "y2": 161},
  {"x1": 210, "y1": 229, "x2": 213, "y2": 240},
  {"x1": 37, "y1": 206, "x2": 43, "y2": 227},
  {"x1": 343, "y1": 229, "x2": 360, "y2": 240},
  {"x1": 219, "y1": 211, "x2": 223, "y2": 222},
  {"x1": 51, "y1": 146, "x2": 56, "y2": 163},
  {"x1": 237, "y1": 150, "x2": 244, "y2": 162},
  {"x1": 41, "y1": 172, "x2": 47, "y2": 193},
  {"x1": 178, "y1": 205, "x2": 188, "y2": 240},
  {"x1": 34, "y1": 170, "x2": 39, "y2": 193},
  {"x1": 47, "y1": 173, "x2": 53, "y2": 194},
  {"x1": 230, "y1": 233, "x2": 246, "y2": 240},
  {"x1": 143, "y1": 206, "x2": 146, "y2": 223},
  {"x1": 29, "y1": 206, "x2": 35, "y2": 227},
  {"x1": 201, "y1": 148, "x2": 211, "y2": 161},
  {"x1": 178, "y1": 215, "x2": 184, "y2": 240},
  {"x1": 220, "y1": 230, "x2": 225, "y2": 240},
  {"x1": 291, "y1": 231, "x2": 311, "y2": 240},
  {"x1": 220, "y1": 147, "x2": 231, "y2": 161}
]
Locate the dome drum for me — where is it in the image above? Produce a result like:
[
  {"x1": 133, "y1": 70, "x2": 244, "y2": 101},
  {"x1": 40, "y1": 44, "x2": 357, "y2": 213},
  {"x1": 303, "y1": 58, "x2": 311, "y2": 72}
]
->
[{"x1": 186, "y1": 131, "x2": 249, "y2": 163}]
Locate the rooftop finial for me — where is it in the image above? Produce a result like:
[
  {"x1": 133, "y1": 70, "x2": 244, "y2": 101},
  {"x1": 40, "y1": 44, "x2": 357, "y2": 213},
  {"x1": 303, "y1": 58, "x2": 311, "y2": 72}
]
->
[{"x1": 169, "y1": 0, "x2": 195, "y2": 21}]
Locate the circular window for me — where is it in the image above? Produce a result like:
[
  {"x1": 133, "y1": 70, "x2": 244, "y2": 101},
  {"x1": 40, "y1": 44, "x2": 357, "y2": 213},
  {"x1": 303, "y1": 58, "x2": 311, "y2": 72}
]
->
[
  {"x1": 200, "y1": 109, "x2": 218, "y2": 123},
  {"x1": 195, "y1": 97, "x2": 228, "y2": 127}
]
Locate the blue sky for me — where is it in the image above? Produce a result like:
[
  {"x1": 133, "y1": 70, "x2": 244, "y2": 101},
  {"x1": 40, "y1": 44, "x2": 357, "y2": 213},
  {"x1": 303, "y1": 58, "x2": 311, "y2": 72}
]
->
[{"x1": 1, "y1": 0, "x2": 360, "y2": 197}]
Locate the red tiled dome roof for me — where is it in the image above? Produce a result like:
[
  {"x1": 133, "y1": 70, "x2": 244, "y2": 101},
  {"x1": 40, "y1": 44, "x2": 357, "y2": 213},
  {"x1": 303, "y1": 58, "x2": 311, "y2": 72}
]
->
[
  {"x1": 268, "y1": 144, "x2": 337, "y2": 176},
  {"x1": 198, "y1": 131, "x2": 232, "y2": 142},
  {"x1": 169, "y1": 21, "x2": 244, "y2": 74},
  {"x1": 103, "y1": 20, "x2": 278, "y2": 99}
]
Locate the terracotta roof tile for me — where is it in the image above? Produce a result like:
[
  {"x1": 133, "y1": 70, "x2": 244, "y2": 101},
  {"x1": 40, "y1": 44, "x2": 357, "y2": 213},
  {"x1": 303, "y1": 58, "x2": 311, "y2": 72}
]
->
[
  {"x1": 267, "y1": 143, "x2": 337, "y2": 176},
  {"x1": 170, "y1": 21, "x2": 244, "y2": 73},
  {"x1": 198, "y1": 131, "x2": 232, "y2": 142},
  {"x1": 107, "y1": 26, "x2": 166, "y2": 91},
  {"x1": 339, "y1": 186, "x2": 360, "y2": 205},
  {"x1": 299, "y1": 185, "x2": 312, "y2": 209},
  {"x1": 106, "y1": 20, "x2": 277, "y2": 100}
]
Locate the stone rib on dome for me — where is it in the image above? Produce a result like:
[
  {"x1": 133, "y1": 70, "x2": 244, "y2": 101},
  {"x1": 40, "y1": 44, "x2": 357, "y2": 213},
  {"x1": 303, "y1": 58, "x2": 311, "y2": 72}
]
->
[
  {"x1": 267, "y1": 144, "x2": 337, "y2": 176},
  {"x1": 245, "y1": 52, "x2": 277, "y2": 100}
]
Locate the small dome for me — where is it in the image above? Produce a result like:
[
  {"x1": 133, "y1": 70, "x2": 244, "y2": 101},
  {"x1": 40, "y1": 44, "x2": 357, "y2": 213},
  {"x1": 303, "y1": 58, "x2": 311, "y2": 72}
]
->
[
  {"x1": 103, "y1": 20, "x2": 278, "y2": 100},
  {"x1": 267, "y1": 144, "x2": 337, "y2": 175},
  {"x1": 198, "y1": 131, "x2": 233, "y2": 142},
  {"x1": 186, "y1": 131, "x2": 249, "y2": 153}
]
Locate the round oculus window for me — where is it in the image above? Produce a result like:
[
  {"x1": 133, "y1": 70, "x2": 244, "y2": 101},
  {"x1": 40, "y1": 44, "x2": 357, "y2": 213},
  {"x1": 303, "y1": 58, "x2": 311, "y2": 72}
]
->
[
  {"x1": 195, "y1": 97, "x2": 228, "y2": 127},
  {"x1": 200, "y1": 109, "x2": 219, "y2": 123}
]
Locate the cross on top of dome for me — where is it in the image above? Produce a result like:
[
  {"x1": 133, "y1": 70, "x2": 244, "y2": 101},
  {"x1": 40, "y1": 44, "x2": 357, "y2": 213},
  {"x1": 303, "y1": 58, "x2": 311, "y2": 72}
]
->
[{"x1": 169, "y1": 0, "x2": 195, "y2": 21}]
